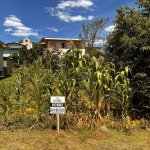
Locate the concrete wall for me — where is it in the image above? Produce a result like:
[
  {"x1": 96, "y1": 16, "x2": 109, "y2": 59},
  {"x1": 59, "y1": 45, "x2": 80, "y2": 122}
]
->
[
  {"x1": 46, "y1": 40, "x2": 85, "y2": 56},
  {"x1": 3, "y1": 58, "x2": 12, "y2": 76},
  {"x1": 0, "y1": 48, "x2": 3, "y2": 76}
]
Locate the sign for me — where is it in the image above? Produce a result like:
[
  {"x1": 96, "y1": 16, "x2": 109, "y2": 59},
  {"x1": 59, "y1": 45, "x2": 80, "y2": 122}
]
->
[{"x1": 50, "y1": 96, "x2": 65, "y2": 114}]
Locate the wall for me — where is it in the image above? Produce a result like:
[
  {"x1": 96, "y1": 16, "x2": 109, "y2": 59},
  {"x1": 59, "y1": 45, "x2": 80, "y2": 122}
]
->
[
  {"x1": 46, "y1": 40, "x2": 85, "y2": 55},
  {"x1": 22, "y1": 38, "x2": 32, "y2": 50},
  {"x1": 0, "y1": 48, "x2": 3, "y2": 76}
]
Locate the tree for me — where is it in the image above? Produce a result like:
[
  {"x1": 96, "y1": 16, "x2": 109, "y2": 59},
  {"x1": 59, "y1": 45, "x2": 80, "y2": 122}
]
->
[
  {"x1": 85, "y1": 47, "x2": 104, "y2": 58},
  {"x1": 19, "y1": 42, "x2": 44, "y2": 65},
  {"x1": 81, "y1": 18, "x2": 108, "y2": 49},
  {"x1": 105, "y1": 2, "x2": 150, "y2": 74},
  {"x1": 136, "y1": 0, "x2": 150, "y2": 16},
  {"x1": 105, "y1": 0, "x2": 150, "y2": 116},
  {"x1": 9, "y1": 53, "x2": 19, "y2": 63},
  {"x1": 19, "y1": 47, "x2": 29, "y2": 64}
]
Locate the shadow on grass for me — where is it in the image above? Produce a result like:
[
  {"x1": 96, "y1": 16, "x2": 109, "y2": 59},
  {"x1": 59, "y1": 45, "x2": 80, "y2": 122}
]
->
[{"x1": 0, "y1": 75, "x2": 12, "y2": 81}]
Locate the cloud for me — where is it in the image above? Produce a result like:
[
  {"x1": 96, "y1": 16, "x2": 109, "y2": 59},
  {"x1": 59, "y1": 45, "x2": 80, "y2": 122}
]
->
[
  {"x1": 88, "y1": 16, "x2": 94, "y2": 20},
  {"x1": 3, "y1": 15, "x2": 39, "y2": 37},
  {"x1": 4, "y1": 28, "x2": 13, "y2": 32},
  {"x1": 45, "y1": 0, "x2": 94, "y2": 22},
  {"x1": 46, "y1": 8, "x2": 94, "y2": 22},
  {"x1": 105, "y1": 25, "x2": 115, "y2": 32},
  {"x1": 47, "y1": 27, "x2": 58, "y2": 32},
  {"x1": 94, "y1": 39, "x2": 106, "y2": 46},
  {"x1": 56, "y1": 0, "x2": 94, "y2": 9}
]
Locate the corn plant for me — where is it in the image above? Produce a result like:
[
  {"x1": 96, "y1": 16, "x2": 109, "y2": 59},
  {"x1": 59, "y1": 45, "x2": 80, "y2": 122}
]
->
[
  {"x1": 27, "y1": 60, "x2": 50, "y2": 129},
  {"x1": 79, "y1": 57, "x2": 115, "y2": 129},
  {"x1": 12, "y1": 68, "x2": 27, "y2": 102},
  {"x1": 79, "y1": 57, "x2": 100, "y2": 130},
  {"x1": 52, "y1": 48, "x2": 82, "y2": 132},
  {"x1": 114, "y1": 66, "x2": 132, "y2": 118},
  {"x1": 0, "y1": 82, "x2": 14, "y2": 128},
  {"x1": 95, "y1": 62, "x2": 115, "y2": 117}
]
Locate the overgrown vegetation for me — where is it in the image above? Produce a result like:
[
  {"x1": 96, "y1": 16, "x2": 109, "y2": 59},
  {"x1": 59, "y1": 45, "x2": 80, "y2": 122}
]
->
[{"x1": 0, "y1": 0, "x2": 149, "y2": 136}]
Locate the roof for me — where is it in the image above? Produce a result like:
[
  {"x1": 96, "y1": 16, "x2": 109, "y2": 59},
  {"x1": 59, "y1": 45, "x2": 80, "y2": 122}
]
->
[
  {"x1": 44, "y1": 37, "x2": 84, "y2": 41},
  {"x1": 6, "y1": 42, "x2": 26, "y2": 49},
  {"x1": 0, "y1": 41, "x2": 10, "y2": 49}
]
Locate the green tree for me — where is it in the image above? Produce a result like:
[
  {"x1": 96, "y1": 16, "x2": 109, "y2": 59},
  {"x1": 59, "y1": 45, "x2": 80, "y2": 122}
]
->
[
  {"x1": 9, "y1": 53, "x2": 19, "y2": 62},
  {"x1": 105, "y1": 2, "x2": 150, "y2": 74},
  {"x1": 105, "y1": 1, "x2": 150, "y2": 115},
  {"x1": 19, "y1": 47, "x2": 29, "y2": 64},
  {"x1": 85, "y1": 47, "x2": 104, "y2": 58},
  {"x1": 19, "y1": 42, "x2": 43, "y2": 65}
]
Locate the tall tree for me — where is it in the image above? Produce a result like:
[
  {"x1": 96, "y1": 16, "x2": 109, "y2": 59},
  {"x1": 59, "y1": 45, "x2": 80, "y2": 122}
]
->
[
  {"x1": 105, "y1": 1, "x2": 150, "y2": 74},
  {"x1": 82, "y1": 18, "x2": 108, "y2": 49},
  {"x1": 105, "y1": 0, "x2": 150, "y2": 115}
]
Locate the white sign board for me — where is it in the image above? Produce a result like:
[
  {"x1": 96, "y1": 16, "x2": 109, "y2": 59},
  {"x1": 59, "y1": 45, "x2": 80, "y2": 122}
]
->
[{"x1": 50, "y1": 96, "x2": 65, "y2": 114}]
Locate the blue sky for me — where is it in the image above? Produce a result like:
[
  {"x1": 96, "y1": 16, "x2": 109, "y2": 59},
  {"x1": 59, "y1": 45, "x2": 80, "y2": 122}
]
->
[{"x1": 0, "y1": 0, "x2": 137, "y2": 43}]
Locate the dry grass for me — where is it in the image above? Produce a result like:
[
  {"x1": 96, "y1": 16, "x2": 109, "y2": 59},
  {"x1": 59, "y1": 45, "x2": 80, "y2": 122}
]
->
[{"x1": 0, "y1": 127, "x2": 150, "y2": 150}]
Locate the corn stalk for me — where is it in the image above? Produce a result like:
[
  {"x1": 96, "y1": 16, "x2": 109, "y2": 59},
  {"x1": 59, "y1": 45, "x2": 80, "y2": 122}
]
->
[
  {"x1": 0, "y1": 82, "x2": 14, "y2": 128},
  {"x1": 114, "y1": 66, "x2": 132, "y2": 118},
  {"x1": 27, "y1": 60, "x2": 50, "y2": 129}
]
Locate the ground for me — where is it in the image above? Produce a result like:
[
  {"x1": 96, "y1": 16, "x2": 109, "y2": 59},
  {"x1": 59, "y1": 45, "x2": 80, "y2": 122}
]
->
[{"x1": 0, "y1": 127, "x2": 150, "y2": 150}]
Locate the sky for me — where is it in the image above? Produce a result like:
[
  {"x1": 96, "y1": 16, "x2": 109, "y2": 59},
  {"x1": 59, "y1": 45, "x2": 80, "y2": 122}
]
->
[{"x1": 0, "y1": 0, "x2": 137, "y2": 44}]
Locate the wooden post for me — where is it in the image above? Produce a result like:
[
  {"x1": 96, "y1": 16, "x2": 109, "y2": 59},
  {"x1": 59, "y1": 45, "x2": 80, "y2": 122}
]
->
[{"x1": 56, "y1": 114, "x2": 60, "y2": 134}]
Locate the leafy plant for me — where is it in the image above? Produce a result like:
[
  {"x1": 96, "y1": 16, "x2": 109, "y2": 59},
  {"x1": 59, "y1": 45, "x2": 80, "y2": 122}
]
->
[{"x1": 0, "y1": 82, "x2": 14, "y2": 128}]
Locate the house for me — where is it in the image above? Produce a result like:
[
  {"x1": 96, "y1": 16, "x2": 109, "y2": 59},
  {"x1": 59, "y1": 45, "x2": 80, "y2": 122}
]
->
[
  {"x1": 3, "y1": 57, "x2": 12, "y2": 76},
  {"x1": 19, "y1": 37, "x2": 33, "y2": 50},
  {"x1": 1, "y1": 42, "x2": 26, "y2": 76},
  {"x1": 3, "y1": 42, "x2": 26, "y2": 58},
  {"x1": 0, "y1": 41, "x2": 11, "y2": 76},
  {"x1": 41, "y1": 38, "x2": 85, "y2": 56}
]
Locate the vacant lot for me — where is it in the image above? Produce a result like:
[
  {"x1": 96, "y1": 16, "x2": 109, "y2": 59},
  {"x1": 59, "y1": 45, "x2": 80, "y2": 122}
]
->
[{"x1": 0, "y1": 127, "x2": 150, "y2": 150}]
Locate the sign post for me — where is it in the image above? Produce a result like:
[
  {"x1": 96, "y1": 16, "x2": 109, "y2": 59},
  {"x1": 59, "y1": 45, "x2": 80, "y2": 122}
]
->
[
  {"x1": 56, "y1": 114, "x2": 60, "y2": 134},
  {"x1": 50, "y1": 96, "x2": 65, "y2": 134}
]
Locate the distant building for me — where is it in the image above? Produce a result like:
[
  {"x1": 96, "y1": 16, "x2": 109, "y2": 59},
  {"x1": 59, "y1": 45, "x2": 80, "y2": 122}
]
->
[
  {"x1": 41, "y1": 37, "x2": 85, "y2": 56},
  {"x1": 19, "y1": 37, "x2": 33, "y2": 50},
  {"x1": 3, "y1": 42, "x2": 26, "y2": 57}
]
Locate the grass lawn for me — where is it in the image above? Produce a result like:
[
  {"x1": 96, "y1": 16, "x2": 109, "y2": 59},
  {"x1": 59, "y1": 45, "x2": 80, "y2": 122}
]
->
[
  {"x1": 0, "y1": 128, "x2": 149, "y2": 150},
  {"x1": 0, "y1": 76, "x2": 13, "y2": 82}
]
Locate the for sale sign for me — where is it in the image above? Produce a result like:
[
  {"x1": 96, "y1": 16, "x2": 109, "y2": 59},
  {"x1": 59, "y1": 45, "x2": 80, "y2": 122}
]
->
[{"x1": 50, "y1": 96, "x2": 65, "y2": 114}]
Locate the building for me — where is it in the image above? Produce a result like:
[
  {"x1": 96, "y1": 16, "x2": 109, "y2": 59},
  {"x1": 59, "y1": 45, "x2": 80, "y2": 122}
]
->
[
  {"x1": 41, "y1": 38, "x2": 85, "y2": 56},
  {"x1": 19, "y1": 37, "x2": 33, "y2": 50},
  {"x1": 0, "y1": 41, "x2": 11, "y2": 76},
  {"x1": 3, "y1": 42, "x2": 26, "y2": 57}
]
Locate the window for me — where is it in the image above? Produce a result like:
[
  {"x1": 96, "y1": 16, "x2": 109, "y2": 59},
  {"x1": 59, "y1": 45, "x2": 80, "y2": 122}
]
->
[
  {"x1": 25, "y1": 39, "x2": 28, "y2": 42},
  {"x1": 62, "y1": 43, "x2": 67, "y2": 48}
]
